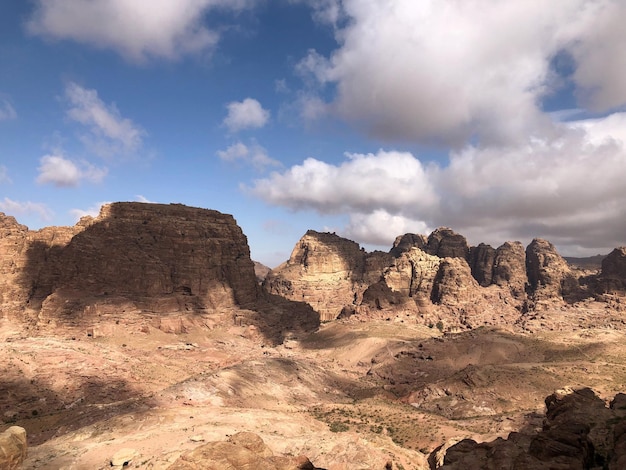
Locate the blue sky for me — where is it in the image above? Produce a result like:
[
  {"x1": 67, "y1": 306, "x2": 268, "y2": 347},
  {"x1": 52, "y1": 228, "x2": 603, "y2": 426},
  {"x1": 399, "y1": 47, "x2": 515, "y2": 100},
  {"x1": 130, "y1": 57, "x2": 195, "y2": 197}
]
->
[{"x1": 1, "y1": 1, "x2": 626, "y2": 267}]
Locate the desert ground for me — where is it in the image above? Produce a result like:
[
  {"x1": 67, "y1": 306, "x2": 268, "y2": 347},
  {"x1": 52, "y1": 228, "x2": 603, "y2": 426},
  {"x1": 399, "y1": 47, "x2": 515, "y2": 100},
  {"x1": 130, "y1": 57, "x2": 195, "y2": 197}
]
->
[{"x1": 3, "y1": 302, "x2": 626, "y2": 469}]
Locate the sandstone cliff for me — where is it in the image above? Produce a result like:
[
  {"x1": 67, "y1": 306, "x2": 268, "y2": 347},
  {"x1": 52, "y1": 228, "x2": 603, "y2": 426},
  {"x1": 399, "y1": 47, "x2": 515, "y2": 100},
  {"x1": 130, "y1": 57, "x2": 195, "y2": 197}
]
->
[
  {"x1": 0, "y1": 203, "x2": 319, "y2": 341},
  {"x1": 265, "y1": 227, "x2": 621, "y2": 330},
  {"x1": 263, "y1": 230, "x2": 392, "y2": 321}
]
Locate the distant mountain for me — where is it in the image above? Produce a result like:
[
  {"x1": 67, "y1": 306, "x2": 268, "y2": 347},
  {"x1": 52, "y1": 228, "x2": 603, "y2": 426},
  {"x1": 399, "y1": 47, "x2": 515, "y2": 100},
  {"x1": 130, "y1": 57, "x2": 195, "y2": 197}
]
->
[{"x1": 564, "y1": 254, "x2": 606, "y2": 270}]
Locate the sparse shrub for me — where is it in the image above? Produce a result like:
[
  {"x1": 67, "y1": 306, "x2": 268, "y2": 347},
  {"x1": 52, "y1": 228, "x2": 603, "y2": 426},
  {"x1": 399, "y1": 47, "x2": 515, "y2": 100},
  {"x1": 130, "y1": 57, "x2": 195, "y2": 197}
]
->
[
  {"x1": 436, "y1": 321, "x2": 444, "y2": 331},
  {"x1": 329, "y1": 421, "x2": 350, "y2": 432}
]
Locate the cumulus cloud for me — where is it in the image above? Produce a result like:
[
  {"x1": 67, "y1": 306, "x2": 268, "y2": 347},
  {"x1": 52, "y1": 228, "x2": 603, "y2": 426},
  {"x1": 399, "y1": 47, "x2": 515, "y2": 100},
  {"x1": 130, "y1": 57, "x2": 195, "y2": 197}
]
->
[
  {"x1": 297, "y1": 0, "x2": 626, "y2": 145},
  {"x1": 36, "y1": 154, "x2": 107, "y2": 187},
  {"x1": 217, "y1": 141, "x2": 280, "y2": 170},
  {"x1": 0, "y1": 197, "x2": 52, "y2": 222},
  {"x1": 26, "y1": 0, "x2": 256, "y2": 62},
  {"x1": 250, "y1": 150, "x2": 437, "y2": 214},
  {"x1": 250, "y1": 113, "x2": 626, "y2": 254},
  {"x1": 69, "y1": 201, "x2": 109, "y2": 221},
  {"x1": 65, "y1": 82, "x2": 145, "y2": 158},
  {"x1": 223, "y1": 98, "x2": 270, "y2": 133},
  {"x1": 0, "y1": 99, "x2": 17, "y2": 121}
]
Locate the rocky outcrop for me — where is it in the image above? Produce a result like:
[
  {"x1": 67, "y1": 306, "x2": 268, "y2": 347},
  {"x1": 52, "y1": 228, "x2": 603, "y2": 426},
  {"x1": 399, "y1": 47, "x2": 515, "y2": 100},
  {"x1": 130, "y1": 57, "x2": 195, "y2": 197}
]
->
[
  {"x1": 263, "y1": 230, "x2": 391, "y2": 321},
  {"x1": 526, "y1": 238, "x2": 579, "y2": 302},
  {"x1": 436, "y1": 388, "x2": 626, "y2": 469},
  {"x1": 425, "y1": 228, "x2": 470, "y2": 260},
  {"x1": 492, "y1": 241, "x2": 528, "y2": 300},
  {"x1": 599, "y1": 247, "x2": 626, "y2": 292},
  {"x1": 469, "y1": 244, "x2": 496, "y2": 287},
  {"x1": 167, "y1": 432, "x2": 322, "y2": 470},
  {"x1": 390, "y1": 233, "x2": 427, "y2": 257},
  {"x1": 0, "y1": 426, "x2": 27, "y2": 470},
  {"x1": 0, "y1": 203, "x2": 320, "y2": 342}
]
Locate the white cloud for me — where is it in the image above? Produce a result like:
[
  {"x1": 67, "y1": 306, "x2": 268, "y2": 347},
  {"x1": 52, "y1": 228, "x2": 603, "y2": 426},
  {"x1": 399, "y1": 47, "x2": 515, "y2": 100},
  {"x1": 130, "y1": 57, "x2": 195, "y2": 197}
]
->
[
  {"x1": 36, "y1": 154, "x2": 107, "y2": 187},
  {"x1": 298, "y1": 0, "x2": 626, "y2": 145},
  {"x1": 217, "y1": 141, "x2": 280, "y2": 170},
  {"x1": 343, "y1": 211, "x2": 430, "y2": 246},
  {"x1": 69, "y1": 201, "x2": 109, "y2": 221},
  {"x1": 27, "y1": 0, "x2": 256, "y2": 62},
  {"x1": 0, "y1": 165, "x2": 10, "y2": 184},
  {"x1": 0, "y1": 198, "x2": 52, "y2": 222},
  {"x1": 0, "y1": 99, "x2": 17, "y2": 121},
  {"x1": 223, "y1": 98, "x2": 270, "y2": 133},
  {"x1": 250, "y1": 113, "x2": 626, "y2": 255},
  {"x1": 65, "y1": 82, "x2": 145, "y2": 158},
  {"x1": 135, "y1": 195, "x2": 153, "y2": 203},
  {"x1": 250, "y1": 150, "x2": 437, "y2": 214}
]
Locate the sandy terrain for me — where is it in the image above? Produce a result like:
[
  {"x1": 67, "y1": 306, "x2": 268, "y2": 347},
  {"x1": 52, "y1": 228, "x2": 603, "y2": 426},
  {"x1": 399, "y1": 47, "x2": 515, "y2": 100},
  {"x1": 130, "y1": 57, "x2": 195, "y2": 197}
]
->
[{"x1": 3, "y1": 310, "x2": 626, "y2": 469}]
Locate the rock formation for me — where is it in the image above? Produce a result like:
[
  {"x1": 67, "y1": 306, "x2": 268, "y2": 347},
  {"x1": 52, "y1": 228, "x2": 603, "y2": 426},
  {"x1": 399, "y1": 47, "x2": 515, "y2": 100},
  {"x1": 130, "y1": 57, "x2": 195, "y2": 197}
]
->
[
  {"x1": 0, "y1": 426, "x2": 27, "y2": 470},
  {"x1": 167, "y1": 432, "x2": 322, "y2": 470},
  {"x1": 492, "y1": 241, "x2": 528, "y2": 299},
  {"x1": 598, "y1": 247, "x2": 626, "y2": 292},
  {"x1": 469, "y1": 243, "x2": 496, "y2": 287},
  {"x1": 526, "y1": 238, "x2": 580, "y2": 303},
  {"x1": 266, "y1": 228, "x2": 623, "y2": 329},
  {"x1": 0, "y1": 203, "x2": 319, "y2": 342},
  {"x1": 263, "y1": 230, "x2": 391, "y2": 321},
  {"x1": 425, "y1": 228, "x2": 470, "y2": 260},
  {"x1": 435, "y1": 388, "x2": 626, "y2": 469}
]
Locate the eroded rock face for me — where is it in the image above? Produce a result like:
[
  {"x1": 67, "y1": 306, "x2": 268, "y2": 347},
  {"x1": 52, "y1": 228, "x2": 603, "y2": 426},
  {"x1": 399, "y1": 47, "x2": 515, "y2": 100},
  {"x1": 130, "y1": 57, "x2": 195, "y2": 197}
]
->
[
  {"x1": 493, "y1": 241, "x2": 528, "y2": 300},
  {"x1": 526, "y1": 238, "x2": 579, "y2": 302},
  {"x1": 437, "y1": 388, "x2": 626, "y2": 469},
  {"x1": 263, "y1": 230, "x2": 389, "y2": 321},
  {"x1": 0, "y1": 203, "x2": 282, "y2": 325},
  {"x1": 426, "y1": 228, "x2": 470, "y2": 260},
  {"x1": 469, "y1": 244, "x2": 496, "y2": 287},
  {"x1": 0, "y1": 426, "x2": 27, "y2": 470},
  {"x1": 390, "y1": 233, "x2": 427, "y2": 258},
  {"x1": 599, "y1": 247, "x2": 626, "y2": 292}
]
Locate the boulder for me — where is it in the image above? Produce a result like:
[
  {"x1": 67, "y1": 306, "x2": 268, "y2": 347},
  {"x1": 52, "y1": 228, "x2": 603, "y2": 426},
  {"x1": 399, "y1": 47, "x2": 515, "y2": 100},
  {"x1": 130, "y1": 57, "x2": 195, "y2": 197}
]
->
[
  {"x1": 167, "y1": 432, "x2": 322, "y2": 470},
  {"x1": 0, "y1": 426, "x2": 27, "y2": 470},
  {"x1": 438, "y1": 388, "x2": 626, "y2": 469}
]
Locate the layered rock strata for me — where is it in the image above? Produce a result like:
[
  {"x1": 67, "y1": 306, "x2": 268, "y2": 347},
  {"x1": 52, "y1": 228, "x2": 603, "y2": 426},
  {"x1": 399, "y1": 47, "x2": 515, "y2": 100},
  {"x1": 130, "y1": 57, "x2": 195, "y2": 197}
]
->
[
  {"x1": 0, "y1": 203, "x2": 319, "y2": 340},
  {"x1": 266, "y1": 227, "x2": 624, "y2": 327}
]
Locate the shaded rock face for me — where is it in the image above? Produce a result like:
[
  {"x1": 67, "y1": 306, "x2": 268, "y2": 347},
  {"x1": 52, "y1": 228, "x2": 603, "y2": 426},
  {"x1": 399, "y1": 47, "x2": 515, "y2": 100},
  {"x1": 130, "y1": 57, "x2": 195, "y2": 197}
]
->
[
  {"x1": 599, "y1": 247, "x2": 626, "y2": 292},
  {"x1": 526, "y1": 238, "x2": 579, "y2": 302},
  {"x1": 0, "y1": 204, "x2": 320, "y2": 335},
  {"x1": 437, "y1": 388, "x2": 626, "y2": 470},
  {"x1": 493, "y1": 241, "x2": 528, "y2": 299},
  {"x1": 390, "y1": 233, "x2": 427, "y2": 258},
  {"x1": 263, "y1": 230, "x2": 391, "y2": 321},
  {"x1": 425, "y1": 228, "x2": 470, "y2": 260},
  {"x1": 469, "y1": 243, "x2": 496, "y2": 287}
]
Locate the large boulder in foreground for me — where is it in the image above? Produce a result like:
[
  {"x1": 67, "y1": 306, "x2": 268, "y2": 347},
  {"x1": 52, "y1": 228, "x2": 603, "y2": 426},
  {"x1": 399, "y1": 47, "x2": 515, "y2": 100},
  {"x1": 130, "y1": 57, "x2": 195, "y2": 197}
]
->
[
  {"x1": 167, "y1": 432, "x2": 321, "y2": 470},
  {"x1": 0, "y1": 426, "x2": 27, "y2": 470},
  {"x1": 437, "y1": 388, "x2": 626, "y2": 469}
]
